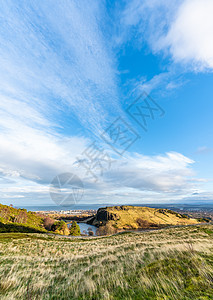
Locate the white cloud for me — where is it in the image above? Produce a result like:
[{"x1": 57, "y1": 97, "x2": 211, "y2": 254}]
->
[
  {"x1": 0, "y1": 117, "x2": 89, "y2": 184},
  {"x1": 122, "y1": 0, "x2": 213, "y2": 71},
  {"x1": 158, "y1": 0, "x2": 213, "y2": 70},
  {"x1": 105, "y1": 151, "x2": 197, "y2": 193},
  {"x1": 121, "y1": 0, "x2": 179, "y2": 47},
  {"x1": 0, "y1": 145, "x2": 203, "y2": 205},
  {"x1": 131, "y1": 72, "x2": 185, "y2": 96},
  {"x1": 77, "y1": 151, "x2": 205, "y2": 205}
]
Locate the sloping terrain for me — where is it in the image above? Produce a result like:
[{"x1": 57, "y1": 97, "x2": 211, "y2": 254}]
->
[
  {"x1": 90, "y1": 205, "x2": 200, "y2": 229},
  {"x1": 0, "y1": 225, "x2": 212, "y2": 299},
  {"x1": 0, "y1": 203, "x2": 46, "y2": 233},
  {"x1": 0, "y1": 204, "x2": 70, "y2": 235}
]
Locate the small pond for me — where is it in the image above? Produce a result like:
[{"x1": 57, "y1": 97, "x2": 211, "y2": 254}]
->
[{"x1": 68, "y1": 222, "x2": 97, "y2": 236}]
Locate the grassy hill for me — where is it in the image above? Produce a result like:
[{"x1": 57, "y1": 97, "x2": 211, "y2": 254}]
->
[
  {"x1": 90, "y1": 205, "x2": 201, "y2": 229},
  {"x1": 0, "y1": 203, "x2": 47, "y2": 233},
  {"x1": 0, "y1": 224, "x2": 212, "y2": 299},
  {"x1": 0, "y1": 204, "x2": 70, "y2": 235}
]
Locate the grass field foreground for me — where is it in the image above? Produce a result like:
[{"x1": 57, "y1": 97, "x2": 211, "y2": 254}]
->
[{"x1": 0, "y1": 225, "x2": 212, "y2": 299}]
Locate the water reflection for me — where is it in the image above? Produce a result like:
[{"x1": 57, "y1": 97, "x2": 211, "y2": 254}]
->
[{"x1": 68, "y1": 222, "x2": 97, "y2": 236}]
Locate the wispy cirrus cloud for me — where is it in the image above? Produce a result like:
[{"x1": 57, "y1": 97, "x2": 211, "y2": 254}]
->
[
  {"x1": 0, "y1": 0, "x2": 120, "y2": 136},
  {"x1": 128, "y1": 72, "x2": 186, "y2": 98},
  {"x1": 0, "y1": 1, "x2": 122, "y2": 205},
  {"x1": 195, "y1": 146, "x2": 213, "y2": 155}
]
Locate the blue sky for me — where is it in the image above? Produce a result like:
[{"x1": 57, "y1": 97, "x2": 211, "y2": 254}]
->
[{"x1": 0, "y1": 0, "x2": 212, "y2": 207}]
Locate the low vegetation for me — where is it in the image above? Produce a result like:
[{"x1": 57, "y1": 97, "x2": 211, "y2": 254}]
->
[
  {"x1": 0, "y1": 224, "x2": 212, "y2": 299},
  {"x1": 90, "y1": 205, "x2": 201, "y2": 229},
  {"x1": 0, "y1": 204, "x2": 73, "y2": 236},
  {"x1": 69, "y1": 221, "x2": 81, "y2": 236},
  {"x1": 51, "y1": 220, "x2": 70, "y2": 235},
  {"x1": 96, "y1": 223, "x2": 118, "y2": 236},
  {"x1": 0, "y1": 204, "x2": 46, "y2": 233}
]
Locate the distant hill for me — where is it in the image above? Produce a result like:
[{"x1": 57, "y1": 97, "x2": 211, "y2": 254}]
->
[{"x1": 89, "y1": 205, "x2": 201, "y2": 229}]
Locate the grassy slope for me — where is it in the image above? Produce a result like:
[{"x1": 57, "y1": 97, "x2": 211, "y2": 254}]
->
[
  {"x1": 0, "y1": 224, "x2": 212, "y2": 299},
  {"x1": 0, "y1": 203, "x2": 47, "y2": 233},
  {"x1": 93, "y1": 205, "x2": 200, "y2": 229}
]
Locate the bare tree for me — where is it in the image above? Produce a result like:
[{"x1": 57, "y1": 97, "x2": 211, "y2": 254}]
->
[{"x1": 43, "y1": 217, "x2": 55, "y2": 230}]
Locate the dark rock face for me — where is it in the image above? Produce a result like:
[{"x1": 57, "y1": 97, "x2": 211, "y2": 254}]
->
[
  {"x1": 86, "y1": 216, "x2": 96, "y2": 225},
  {"x1": 95, "y1": 208, "x2": 120, "y2": 222},
  {"x1": 96, "y1": 209, "x2": 108, "y2": 221},
  {"x1": 113, "y1": 205, "x2": 129, "y2": 211}
]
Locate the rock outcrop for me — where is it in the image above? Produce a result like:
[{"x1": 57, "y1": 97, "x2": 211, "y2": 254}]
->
[{"x1": 88, "y1": 205, "x2": 200, "y2": 229}]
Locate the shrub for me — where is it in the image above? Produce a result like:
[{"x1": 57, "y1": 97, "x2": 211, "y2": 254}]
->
[
  {"x1": 0, "y1": 222, "x2": 46, "y2": 233},
  {"x1": 52, "y1": 221, "x2": 70, "y2": 235},
  {"x1": 180, "y1": 214, "x2": 189, "y2": 219},
  {"x1": 96, "y1": 223, "x2": 117, "y2": 236},
  {"x1": 43, "y1": 217, "x2": 55, "y2": 230},
  {"x1": 69, "y1": 221, "x2": 81, "y2": 236},
  {"x1": 136, "y1": 218, "x2": 157, "y2": 228},
  {"x1": 197, "y1": 218, "x2": 210, "y2": 223},
  {"x1": 87, "y1": 227, "x2": 94, "y2": 236},
  {"x1": 13, "y1": 210, "x2": 28, "y2": 223}
]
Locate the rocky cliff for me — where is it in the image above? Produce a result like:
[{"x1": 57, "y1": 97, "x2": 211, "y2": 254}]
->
[{"x1": 88, "y1": 205, "x2": 200, "y2": 229}]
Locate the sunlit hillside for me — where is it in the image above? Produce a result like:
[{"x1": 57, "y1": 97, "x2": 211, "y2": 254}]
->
[{"x1": 90, "y1": 205, "x2": 201, "y2": 229}]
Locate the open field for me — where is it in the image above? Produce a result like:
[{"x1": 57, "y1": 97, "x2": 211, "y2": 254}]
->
[{"x1": 0, "y1": 225, "x2": 212, "y2": 299}]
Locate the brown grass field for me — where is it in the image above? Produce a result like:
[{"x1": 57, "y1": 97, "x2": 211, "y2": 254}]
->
[{"x1": 0, "y1": 224, "x2": 212, "y2": 299}]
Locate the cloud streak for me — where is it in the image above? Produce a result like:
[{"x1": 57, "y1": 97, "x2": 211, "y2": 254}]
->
[{"x1": 0, "y1": 0, "x2": 121, "y2": 136}]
